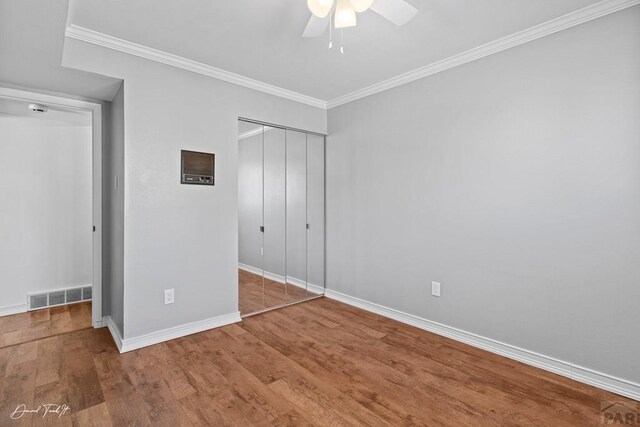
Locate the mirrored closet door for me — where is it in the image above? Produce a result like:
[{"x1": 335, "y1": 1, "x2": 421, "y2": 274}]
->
[{"x1": 238, "y1": 119, "x2": 325, "y2": 316}]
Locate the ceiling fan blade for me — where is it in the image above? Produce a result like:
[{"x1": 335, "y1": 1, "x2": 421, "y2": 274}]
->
[
  {"x1": 370, "y1": 0, "x2": 417, "y2": 26},
  {"x1": 303, "y1": 14, "x2": 330, "y2": 38}
]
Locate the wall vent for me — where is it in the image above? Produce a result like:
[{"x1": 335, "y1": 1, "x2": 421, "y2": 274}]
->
[
  {"x1": 66, "y1": 288, "x2": 82, "y2": 303},
  {"x1": 29, "y1": 294, "x2": 48, "y2": 310},
  {"x1": 49, "y1": 291, "x2": 66, "y2": 306},
  {"x1": 27, "y1": 285, "x2": 92, "y2": 311}
]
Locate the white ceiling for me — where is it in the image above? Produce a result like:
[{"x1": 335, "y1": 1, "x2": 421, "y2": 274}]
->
[
  {"x1": 67, "y1": 0, "x2": 603, "y2": 101},
  {"x1": 0, "y1": 0, "x2": 121, "y2": 101},
  {"x1": 0, "y1": 98, "x2": 91, "y2": 127}
]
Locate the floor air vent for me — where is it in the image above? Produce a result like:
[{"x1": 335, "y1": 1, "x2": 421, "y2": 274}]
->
[
  {"x1": 29, "y1": 294, "x2": 48, "y2": 310},
  {"x1": 27, "y1": 285, "x2": 92, "y2": 311}
]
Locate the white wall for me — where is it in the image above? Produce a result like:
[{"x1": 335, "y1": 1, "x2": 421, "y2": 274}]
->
[
  {"x1": 62, "y1": 36, "x2": 326, "y2": 339},
  {"x1": 0, "y1": 114, "x2": 92, "y2": 309},
  {"x1": 327, "y1": 6, "x2": 640, "y2": 384}
]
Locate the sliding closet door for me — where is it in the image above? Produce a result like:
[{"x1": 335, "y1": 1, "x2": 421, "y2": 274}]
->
[
  {"x1": 286, "y1": 130, "x2": 308, "y2": 301},
  {"x1": 306, "y1": 134, "x2": 325, "y2": 294},
  {"x1": 238, "y1": 123, "x2": 265, "y2": 315},
  {"x1": 263, "y1": 127, "x2": 287, "y2": 309},
  {"x1": 239, "y1": 119, "x2": 325, "y2": 316}
]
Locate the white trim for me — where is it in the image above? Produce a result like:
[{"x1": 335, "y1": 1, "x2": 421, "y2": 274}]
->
[
  {"x1": 324, "y1": 289, "x2": 640, "y2": 401},
  {"x1": 326, "y1": 0, "x2": 640, "y2": 108},
  {"x1": 26, "y1": 283, "x2": 92, "y2": 296},
  {"x1": 93, "y1": 317, "x2": 108, "y2": 328},
  {"x1": 64, "y1": 25, "x2": 327, "y2": 110},
  {"x1": 239, "y1": 263, "x2": 325, "y2": 295},
  {"x1": 63, "y1": 0, "x2": 639, "y2": 111},
  {"x1": 0, "y1": 81, "x2": 107, "y2": 105},
  {"x1": 0, "y1": 86, "x2": 103, "y2": 328},
  {"x1": 103, "y1": 316, "x2": 124, "y2": 351},
  {"x1": 239, "y1": 262, "x2": 286, "y2": 285},
  {"x1": 238, "y1": 126, "x2": 273, "y2": 140},
  {"x1": 286, "y1": 276, "x2": 325, "y2": 295},
  {"x1": 115, "y1": 312, "x2": 241, "y2": 353},
  {"x1": 0, "y1": 304, "x2": 28, "y2": 317}
]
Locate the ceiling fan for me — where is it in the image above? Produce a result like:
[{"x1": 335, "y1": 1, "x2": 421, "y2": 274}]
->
[{"x1": 303, "y1": 0, "x2": 418, "y2": 43}]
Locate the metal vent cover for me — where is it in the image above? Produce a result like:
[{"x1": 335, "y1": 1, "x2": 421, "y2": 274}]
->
[
  {"x1": 48, "y1": 291, "x2": 65, "y2": 306},
  {"x1": 66, "y1": 288, "x2": 82, "y2": 303},
  {"x1": 29, "y1": 293, "x2": 48, "y2": 310},
  {"x1": 27, "y1": 285, "x2": 92, "y2": 311}
]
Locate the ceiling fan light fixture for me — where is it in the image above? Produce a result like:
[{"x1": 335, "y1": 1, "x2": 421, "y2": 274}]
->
[
  {"x1": 349, "y1": 0, "x2": 375, "y2": 13},
  {"x1": 334, "y1": 0, "x2": 357, "y2": 28},
  {"x1": 307, "y1": 0, "x2": 334, "y2": 18}
]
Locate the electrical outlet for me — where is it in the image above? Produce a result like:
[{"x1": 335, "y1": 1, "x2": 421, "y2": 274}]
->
[
  {"x1": 164, "y1": 289, "x2": 175, "y2": 305},
  {"x1": 432, "y1": 281, "x2": 441, "y2": 297}
]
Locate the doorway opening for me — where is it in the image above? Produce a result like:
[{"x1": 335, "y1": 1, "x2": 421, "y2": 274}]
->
[{"x1": 0, "y1": 87, "x2": 102, "y2": 347}]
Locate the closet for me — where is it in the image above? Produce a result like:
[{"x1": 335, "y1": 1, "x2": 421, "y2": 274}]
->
[{"x1": 237, "y1": 118, "x2": 325, "y2": 316}]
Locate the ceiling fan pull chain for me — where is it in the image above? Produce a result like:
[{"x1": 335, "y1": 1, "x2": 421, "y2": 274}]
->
[{"x1": 340, "y1": 28, "x2": 344, "y2": 54}]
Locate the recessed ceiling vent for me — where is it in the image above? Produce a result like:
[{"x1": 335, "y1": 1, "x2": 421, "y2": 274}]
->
[{"x1": 28, "y1": 285, "x2": 92, "y2": 311}]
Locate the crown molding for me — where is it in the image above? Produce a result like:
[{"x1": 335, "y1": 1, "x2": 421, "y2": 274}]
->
[
  {"x1": 65, "y1": 0, "x2": 639, "y2": 112},
  {"x1": 326, "y1": 0, "x2": 640, "y2": 109},
  {"x1": 64, "y1": 25, "x2": 328, "y2": 110}
]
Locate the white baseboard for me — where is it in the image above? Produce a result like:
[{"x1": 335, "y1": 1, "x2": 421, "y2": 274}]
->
[
  {"x1": 103, "y1": 316, "x2": 124, "y2": 352},
  {"x1": 324, "y1": 289, "x2": 640, "y2": 401},
  {"x1": 0, "y1": 303, "x2": 27, "y2": 317},
  {"x1": 285, "y1": 276, "x2": 325, "y2": 295},
  {"x1": 239, "y1": 263, "x2": 325, "y2": 295},
  {"x1": 93, "y1": 317, "x2": 108, "y2": 328},
  {"x1": 239, "y1": 263, "x2": 286, "y2": 285},
  {"x1": 108, "y1": 312, "x2": 242, "y2": 353}
]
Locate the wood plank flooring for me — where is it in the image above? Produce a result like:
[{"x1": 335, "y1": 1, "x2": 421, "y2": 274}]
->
[
  {"x1": 0, "y1": 297, "x2": 637, "y2": 426},
  {"x1": 239, "y1": 269, "x2": 316, "y2": 315},
  {"x1": 0, "y1": 302, "x2": 92, "y2": 349}
]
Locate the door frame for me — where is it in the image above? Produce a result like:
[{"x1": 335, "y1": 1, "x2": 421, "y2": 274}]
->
[{"x1": 0, "y1": 86, "x2": 104, "y2": 328}]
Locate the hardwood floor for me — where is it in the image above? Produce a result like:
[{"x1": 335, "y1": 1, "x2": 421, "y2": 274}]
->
[
  {"x1": 239, "y1": 269, "x2": 317, "y2": 315},
  {"x1": 0, "y1": 297, "x2": 637, "y2": 426},
  {"x1": 0, "y1": 302, "x2": 92, "y2": 349}
]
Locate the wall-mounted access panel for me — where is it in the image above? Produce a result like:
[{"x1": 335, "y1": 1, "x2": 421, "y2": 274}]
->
[{"x1": 181, "y1": 150, "x2": 215, "y2": 185}]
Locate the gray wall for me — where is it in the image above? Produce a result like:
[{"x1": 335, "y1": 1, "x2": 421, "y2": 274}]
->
[
  {"x1": 102, "y1": 101, "x2": 111, "y2": 317},
  {"x1": 63, "y1": 37, "x2": 326, "y2": 338},
  {"x1": 105, "y1": 83, "x2": 125, "y2": 334},
  {"x1": 326, "y1": 6, "x2": 640, "y2": 384}
]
